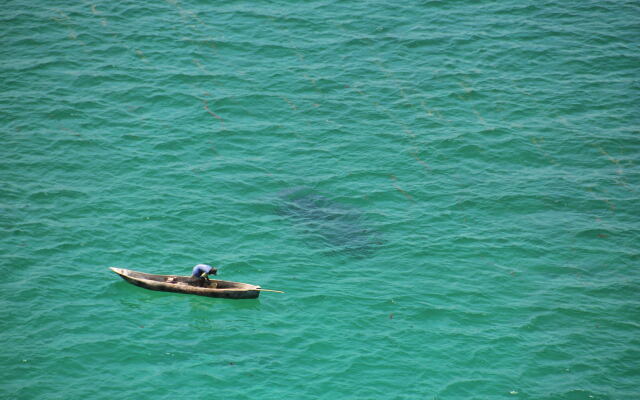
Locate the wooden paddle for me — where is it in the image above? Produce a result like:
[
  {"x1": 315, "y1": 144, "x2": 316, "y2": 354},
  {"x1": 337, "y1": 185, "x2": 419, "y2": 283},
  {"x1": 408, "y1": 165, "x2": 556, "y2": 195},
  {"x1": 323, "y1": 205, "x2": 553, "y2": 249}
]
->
[
  {"x1": 255, "y1": 288, "x2": 285, "y2": 293},
  {"x1": 222, "y1": 288, "x2": 285, "y2": 293}
]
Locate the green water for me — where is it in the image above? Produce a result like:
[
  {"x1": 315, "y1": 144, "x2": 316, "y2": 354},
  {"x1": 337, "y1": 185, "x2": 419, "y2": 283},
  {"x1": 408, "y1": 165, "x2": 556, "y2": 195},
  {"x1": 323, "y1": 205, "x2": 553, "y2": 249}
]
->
[{"x1": 2, "y1": 0, "x2": 639, "y2": 398}]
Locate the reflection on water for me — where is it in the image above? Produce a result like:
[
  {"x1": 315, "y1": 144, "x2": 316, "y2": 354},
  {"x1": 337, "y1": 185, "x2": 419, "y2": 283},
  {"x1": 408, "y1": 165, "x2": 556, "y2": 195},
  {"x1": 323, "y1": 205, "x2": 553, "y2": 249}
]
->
[
  {"x1": 107, "y1": 280, "x2": 162, "y2": 309},
  {"x1": 187, "y1": 296, "x2": 261, "y2": 331},
  {"x1": 107, "y1": 279, "x2": 261, "y2": 315}
]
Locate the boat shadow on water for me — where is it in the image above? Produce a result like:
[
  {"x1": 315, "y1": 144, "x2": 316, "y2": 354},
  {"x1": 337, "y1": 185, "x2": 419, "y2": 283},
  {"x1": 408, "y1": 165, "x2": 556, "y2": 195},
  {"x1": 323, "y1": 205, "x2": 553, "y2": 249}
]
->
[
  {"x1": 107, "y1": 280, "x2": 263, "y2": 323},
  {"x1": 274, "y1": 187, "x2": 384, "y2": 258}
]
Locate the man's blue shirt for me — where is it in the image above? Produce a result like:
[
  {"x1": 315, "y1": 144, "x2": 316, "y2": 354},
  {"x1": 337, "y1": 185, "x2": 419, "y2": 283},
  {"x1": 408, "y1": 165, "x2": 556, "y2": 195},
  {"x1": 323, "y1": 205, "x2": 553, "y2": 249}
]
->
[{"x1": 192, "y1": 264, "x2": 214, "y2": 277}]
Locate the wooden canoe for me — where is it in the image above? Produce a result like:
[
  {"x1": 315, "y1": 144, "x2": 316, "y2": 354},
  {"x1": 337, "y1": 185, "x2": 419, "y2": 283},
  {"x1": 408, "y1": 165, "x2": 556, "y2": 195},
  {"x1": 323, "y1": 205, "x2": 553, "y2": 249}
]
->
[{"x1": 109, "y1": 267, "x2": 261, "y2": 299}]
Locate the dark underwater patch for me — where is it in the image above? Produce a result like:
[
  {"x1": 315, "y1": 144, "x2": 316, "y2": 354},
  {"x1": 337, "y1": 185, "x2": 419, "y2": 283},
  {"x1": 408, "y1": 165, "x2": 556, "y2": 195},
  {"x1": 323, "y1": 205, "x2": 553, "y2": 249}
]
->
[{"x1": 275, "y1": 187, "x2": 382, "y2": 257}]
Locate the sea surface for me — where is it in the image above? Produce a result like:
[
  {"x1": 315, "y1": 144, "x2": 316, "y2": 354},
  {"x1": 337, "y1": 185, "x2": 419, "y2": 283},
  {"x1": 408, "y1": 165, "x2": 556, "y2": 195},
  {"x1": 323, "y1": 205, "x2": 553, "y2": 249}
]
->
[{"x1": 1, "y1": 1, "x2": 639, "y2": 399}]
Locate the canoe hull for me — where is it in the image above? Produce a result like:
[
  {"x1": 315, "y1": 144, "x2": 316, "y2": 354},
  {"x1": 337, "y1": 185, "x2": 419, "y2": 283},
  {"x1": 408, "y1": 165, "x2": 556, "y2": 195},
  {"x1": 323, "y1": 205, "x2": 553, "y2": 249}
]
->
[{"x1": 110, "y1": 267, "x2": 260, "y2": 299}]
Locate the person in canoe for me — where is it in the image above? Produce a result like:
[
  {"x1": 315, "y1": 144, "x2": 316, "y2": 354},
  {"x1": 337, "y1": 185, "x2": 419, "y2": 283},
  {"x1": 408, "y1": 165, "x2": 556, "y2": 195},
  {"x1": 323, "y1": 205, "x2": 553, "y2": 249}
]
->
[{"x1": 190, "y1": 263, "x2": 218, "y2": 287}]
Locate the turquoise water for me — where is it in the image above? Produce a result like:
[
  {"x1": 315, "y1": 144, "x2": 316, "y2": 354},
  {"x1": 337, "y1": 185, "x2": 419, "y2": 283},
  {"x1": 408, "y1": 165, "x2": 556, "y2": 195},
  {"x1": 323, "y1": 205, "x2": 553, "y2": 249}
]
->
[{"x1": 2, "y1": 0, "x2": 639, "y2": 398}]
